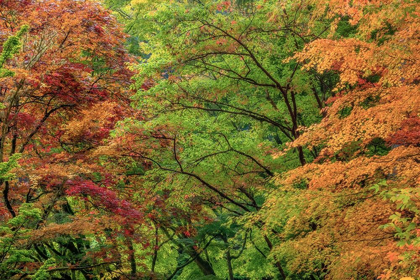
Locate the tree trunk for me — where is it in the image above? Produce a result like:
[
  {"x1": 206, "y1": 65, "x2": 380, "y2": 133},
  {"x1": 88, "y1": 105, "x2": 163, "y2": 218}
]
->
[{"x1": 263, "y1": 235, "x2": 286, "y2": 280}]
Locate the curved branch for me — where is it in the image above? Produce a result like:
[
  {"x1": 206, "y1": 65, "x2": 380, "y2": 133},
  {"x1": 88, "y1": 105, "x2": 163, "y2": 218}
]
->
[
  {"x1": 217, "y1": 133, "x2": 274, "y2": 177},
  {"x1": 130, "y1": 152, "x2": 251, "y2": 212}
]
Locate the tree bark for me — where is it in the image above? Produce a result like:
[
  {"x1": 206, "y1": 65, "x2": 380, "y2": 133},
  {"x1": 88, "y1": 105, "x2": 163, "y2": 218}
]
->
[{"x1": 263, "y1": 235, "x2": 286, "y2": 280}]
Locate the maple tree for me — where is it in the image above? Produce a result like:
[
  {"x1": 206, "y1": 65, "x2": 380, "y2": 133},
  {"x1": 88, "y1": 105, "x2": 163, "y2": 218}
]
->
[
  {"x1": 105, "y1": 0, "x2": 418, "y2": 279},
  {"x1": 262, "y1": 0, "x2": 420, "y2": 279},
  {"x1": 1, "y1": 0, "x2": 418, "y2": 279},
  {"x1": 0, "y1": 0, "x2": 139, "y2": 278},
  {"x1": 98, "y1": 0, "x2": 338, "y2": 278}
]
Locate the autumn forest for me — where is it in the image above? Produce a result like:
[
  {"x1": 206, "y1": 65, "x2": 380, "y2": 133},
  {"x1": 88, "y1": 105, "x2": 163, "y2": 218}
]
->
[{"x1": 0, "y1": 0, "x2": 419, "y2": 279}]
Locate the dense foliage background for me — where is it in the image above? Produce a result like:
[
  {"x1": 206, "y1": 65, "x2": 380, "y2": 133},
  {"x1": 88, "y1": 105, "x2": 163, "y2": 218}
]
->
[{"x1": 0, "y1": 0, "x2": 419, "y2": 279}]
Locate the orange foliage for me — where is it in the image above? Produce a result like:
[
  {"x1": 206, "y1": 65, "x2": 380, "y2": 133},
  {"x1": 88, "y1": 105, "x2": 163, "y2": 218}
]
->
[{"x1": 266, "y1": 0, "x2": 420, "y2": 279}]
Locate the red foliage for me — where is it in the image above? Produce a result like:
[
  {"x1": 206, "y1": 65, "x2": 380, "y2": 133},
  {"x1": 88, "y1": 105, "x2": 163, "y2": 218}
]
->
[
  {"x1": 387, "y1": 116, "x2": 420, "y2": 147},
  {"x1": 66, "y1": 180, "x2": 142, "y2": 221}
]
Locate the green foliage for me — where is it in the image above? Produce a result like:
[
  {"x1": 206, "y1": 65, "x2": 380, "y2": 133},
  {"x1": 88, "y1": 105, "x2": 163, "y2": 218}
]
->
[
  {"x1": 0, "y1": 204, "x2": 42, "y2": 279},
  {"x1": 338, "y1": 106, "x2": 353, "y2": 119},
  {"x1": 0, "y1": 153, "x2": 21, "y2": 180},
  {"x1": 0, "y1": 25, "x2": 28, "y2": 78},
  {"x1": 360, "y1": 94, "x2": 380, "y2": 109},
  {"x1": 372, "y1": 182, "x2": 420, "y2": 249},
  {"x1": 366, "y1": 137, "x2": 391, "y2": 156},
  {"x1": 336, "y1": 17, "x2": 359, "y2": 38},
  {"x1": 30, "y1": 258, "x2": 56, "y2": 280},
  {"x1": 104, "y1": 0, "x2": 339, "y2": 278}
]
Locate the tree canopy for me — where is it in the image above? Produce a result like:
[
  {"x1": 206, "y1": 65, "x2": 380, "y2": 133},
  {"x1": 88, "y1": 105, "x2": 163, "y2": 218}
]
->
[{"x1": 0, "y1": 0, "x2": 419, "y2": 279}]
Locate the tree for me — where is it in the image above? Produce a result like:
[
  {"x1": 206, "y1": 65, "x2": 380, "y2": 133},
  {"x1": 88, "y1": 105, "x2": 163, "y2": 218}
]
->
[
  {"x1": 99, "y1": 0, "x2": 338, "y2": 278},
  {"x1": 262, "y1": 0, "x2": 420, "y2": 279},
  {"x1": 0, "y1": 0, "x2": 137, "y2": 278},
  {"x1": 102, "y1": 0, "x2": 419, "y2": 278}
]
